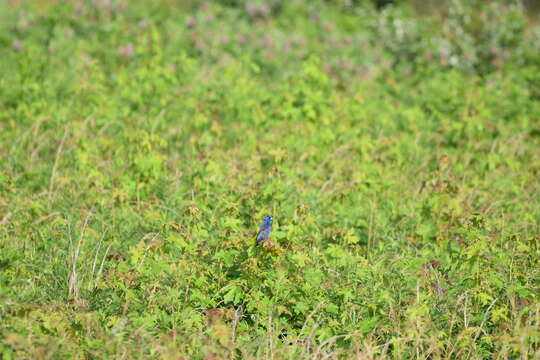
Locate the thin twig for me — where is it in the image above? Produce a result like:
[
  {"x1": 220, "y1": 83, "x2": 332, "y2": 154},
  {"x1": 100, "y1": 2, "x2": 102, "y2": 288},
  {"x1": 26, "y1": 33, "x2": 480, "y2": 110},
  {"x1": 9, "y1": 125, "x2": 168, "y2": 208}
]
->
[
  {"x1": 231, "y1": 305, "x2": 243, "y2": 346},
  {"x1": 312, "y1": 333, "x2": 353, "y2": 359},
  {"x1": 33, "y1": 211, "x2": 60, "y2": 226},
  {"x1": 304, "y1": 318, "x2": 321, "y2": 357},
  {"x1": 95, "y1": 243, "x2": 113, "y2": 285},
  {"x1": 137, "y1": 232, "x2": 160, "y2": 269},
  {"x1": 295, "y1": 301, "x2": 325, "y2": 347},
  {"x1": 0, "y1": 212, "x2": 12, "y2": 226},
  {"x1": 68, "y1": 213, "x2": 92, "y2": 299},
  {"x1": 473, "y1": 298, "x2": 498, "y2": 344},
  {"x1": 90, "y1": 227, "x2": 108, "y2": 289},
  {"x1": 268, "y1": 311, "x2": 274, "y2": 360}
]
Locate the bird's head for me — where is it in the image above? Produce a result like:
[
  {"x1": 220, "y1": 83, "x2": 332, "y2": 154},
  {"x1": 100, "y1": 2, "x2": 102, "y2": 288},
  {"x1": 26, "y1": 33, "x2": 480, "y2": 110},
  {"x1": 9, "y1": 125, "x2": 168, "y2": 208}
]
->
[{"x1": 263, "y1": 214, "x2": 272, "y2": 226}]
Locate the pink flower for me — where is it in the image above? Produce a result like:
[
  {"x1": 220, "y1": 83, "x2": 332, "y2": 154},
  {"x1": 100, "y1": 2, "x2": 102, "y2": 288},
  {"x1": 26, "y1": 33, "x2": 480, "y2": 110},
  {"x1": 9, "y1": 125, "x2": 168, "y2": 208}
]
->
[
  {"x1": 117, "y1": 43, "x2": 135, "y2": 57},
  {"x1": 11, "y1": 40, "x2": 23, "y2": 52},
  {"x1": 186, "y1": 16, "x2": 196, "y2": 28},
  {"x1": 245, "y1": 2, "x2": 257, "y2": 17}
]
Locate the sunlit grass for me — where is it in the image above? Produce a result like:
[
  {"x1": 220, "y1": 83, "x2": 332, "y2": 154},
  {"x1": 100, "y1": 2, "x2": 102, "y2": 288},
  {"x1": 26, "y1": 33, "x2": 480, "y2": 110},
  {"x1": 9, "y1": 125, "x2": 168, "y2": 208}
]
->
[{"x1": 1, "y1": 0, "x2": 539, "y2": 359}]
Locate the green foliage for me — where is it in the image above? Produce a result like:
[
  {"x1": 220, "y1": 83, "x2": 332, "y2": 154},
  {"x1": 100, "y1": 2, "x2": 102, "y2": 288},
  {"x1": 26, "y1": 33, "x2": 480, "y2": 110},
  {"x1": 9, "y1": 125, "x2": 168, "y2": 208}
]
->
[{"x1": 1, "y1": 0, "x2": 539, "y2": 359}]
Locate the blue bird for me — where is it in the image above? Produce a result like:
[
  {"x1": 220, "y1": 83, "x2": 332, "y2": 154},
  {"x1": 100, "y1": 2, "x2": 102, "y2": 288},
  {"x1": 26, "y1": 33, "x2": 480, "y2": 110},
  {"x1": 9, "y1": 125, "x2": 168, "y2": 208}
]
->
[{"x1": 256, "y1": 214, "x2": 272, "y2": 245}]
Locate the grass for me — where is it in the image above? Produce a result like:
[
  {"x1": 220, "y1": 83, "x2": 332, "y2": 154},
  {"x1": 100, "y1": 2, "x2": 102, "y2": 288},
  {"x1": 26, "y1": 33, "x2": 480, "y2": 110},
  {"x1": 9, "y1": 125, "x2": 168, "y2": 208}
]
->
[{"x1": 0, "y1": 0, "x2": 539, "y2": 359}]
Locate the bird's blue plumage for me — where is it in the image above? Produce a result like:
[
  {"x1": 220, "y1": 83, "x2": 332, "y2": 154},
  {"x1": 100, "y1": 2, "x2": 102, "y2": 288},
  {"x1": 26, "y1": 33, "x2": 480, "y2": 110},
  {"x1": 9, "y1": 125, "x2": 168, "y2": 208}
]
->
[{"x1": 256, "y1": 214, "x2": 272, "y2": 244}]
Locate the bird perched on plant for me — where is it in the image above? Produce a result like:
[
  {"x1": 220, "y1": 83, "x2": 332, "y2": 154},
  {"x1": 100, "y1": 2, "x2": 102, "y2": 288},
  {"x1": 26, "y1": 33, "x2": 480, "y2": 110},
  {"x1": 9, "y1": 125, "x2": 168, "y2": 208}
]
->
[{"x1": 255, "y1": 214, "x2": 272, "y2": 245}]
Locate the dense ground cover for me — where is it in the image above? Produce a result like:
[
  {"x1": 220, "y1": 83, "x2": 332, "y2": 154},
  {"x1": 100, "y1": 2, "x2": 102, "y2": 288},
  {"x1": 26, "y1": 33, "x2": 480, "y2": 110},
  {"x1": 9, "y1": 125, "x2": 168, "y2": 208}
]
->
[{"x1": 1, "y1": 0, "x2": 539, "y2": 358}]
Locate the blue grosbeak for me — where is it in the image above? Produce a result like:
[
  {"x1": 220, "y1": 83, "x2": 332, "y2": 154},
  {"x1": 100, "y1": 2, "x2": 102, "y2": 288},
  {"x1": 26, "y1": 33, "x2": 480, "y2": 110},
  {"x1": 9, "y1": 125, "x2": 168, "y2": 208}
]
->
[{"x1": 256, "y1": 214, "x2": 272, "y2": 245}]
